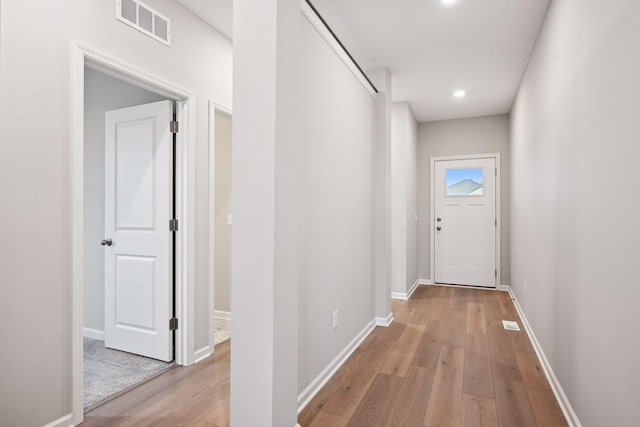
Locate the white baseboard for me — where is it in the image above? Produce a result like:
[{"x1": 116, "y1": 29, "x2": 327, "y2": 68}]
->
[
  {"x1": 83, "y1": 327, "x2": 105, "y2": 340},
  {"x1": 390, "y1": 291, "x2": 408, "y2": 300},
  {"x1": 43, "y1": 413, "x2": 73, "y2": 427},
  {"x1": 297, "y1": 318, "x2": 376, "y2": 414},
  {"x1": 503, "y1": 286, "x2": 582, "y2": 427},
  {"x1": 391, "y1": 279, "x2": 421, "y2": 301},
  {"x1": 375, "y1": 312, "x2": 394, "y2": 327},
  {"x1": 407, "y1": 279, "x2": 420, "y2": 299},
  {"x1": 214, "y1": 310, "x2": 232, "y2": 320},
  {"x1": 418, "y1": 279, "x2": 433, "y2": 285},
  {"x1": 194, "y1": 346, "x2": 213, "y2": 364}
]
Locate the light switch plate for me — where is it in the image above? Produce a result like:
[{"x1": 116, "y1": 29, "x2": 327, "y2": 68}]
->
[{"x1": 227, "y1": 213, "x2": 232, "y2": 225}]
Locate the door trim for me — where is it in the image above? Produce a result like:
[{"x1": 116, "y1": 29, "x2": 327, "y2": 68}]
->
[
  {"x1": 429, "y1": 153, "x2": 501, "y2": 287},
  {"x1": 71, "y1": 41, "x2": 197, "y2": 425},
  {"x1": 200, "y1": 101, "x2": 233, "y2": 364}
]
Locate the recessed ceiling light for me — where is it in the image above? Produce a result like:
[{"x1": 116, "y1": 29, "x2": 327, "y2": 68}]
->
[
  {"x1": 442, "y1": 0, "x2": 458, "y2": 4},
  {"x1": 453, "y1": 90, "x2": 466, "y2": 98}
]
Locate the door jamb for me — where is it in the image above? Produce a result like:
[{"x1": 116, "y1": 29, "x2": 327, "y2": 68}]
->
[
  {"x1": 429, "y1": 153, "x2": 501, "y2": 288},
  {"x1": 71, "y1": 41, "x2": 197, "y2": 425},
  {"x1": 200, "y1": 101, "x2": 233, "y2": 363}
]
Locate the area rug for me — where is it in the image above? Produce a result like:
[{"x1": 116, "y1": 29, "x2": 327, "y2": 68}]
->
[{"x1": 84, "y1": 337, "x2": 173, "y2": 409}]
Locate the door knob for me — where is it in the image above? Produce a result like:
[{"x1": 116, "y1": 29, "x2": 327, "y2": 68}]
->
[
  {"x1": 437, "y1": 218, "x2": 442, "y2": 222},
  {"x1": 101, "y1": 238, "x2": 113, "y2": 246},
  {"x1": 436, "y1": 226, "x2": 441, "y2": 231}
]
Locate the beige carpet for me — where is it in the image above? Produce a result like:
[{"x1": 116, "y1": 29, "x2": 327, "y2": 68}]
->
[{"x1": 83, "y1": 338, "x2": 173, "y2": 410}]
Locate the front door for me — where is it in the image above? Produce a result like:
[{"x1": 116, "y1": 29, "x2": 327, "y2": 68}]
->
[
  {"x1": 103, "y1": 100, "x2": 174, "y2": 362},
  {"x1": 434, "y1": 157, "x2": 497, "y2": 287}
]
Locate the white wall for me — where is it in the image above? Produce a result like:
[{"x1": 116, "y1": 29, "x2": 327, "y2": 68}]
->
[
  {"x1": 84, "y1": 68, "x2": 166, "y2": 333},
  {"x1": 231, "y1": 0, "x2": 300, "y2": 423},
  {"x1": 367, "y1": 68, "x2": 393, "y2": 322},
  {"x1": 297, "y1": 14, "x2": 377, "y2": 393},
  {"x1": 406, "y1": 107, "x2": 418, "y2": 292},
  {"x1": 391, "y1": 103, "x2": 419, "y2": 294},
  {"x1": 417, "y1": 115, "x2": 510, "y2": 283},
  {"x1": 510, "y1": 1, "x2": 640, "y2": 424},
  {"x1": 0, "y1": 0, "x2": 232, "y2": 424},
  {"x1": 214, "y1": 113, "x2": 232, "y2": 314}
]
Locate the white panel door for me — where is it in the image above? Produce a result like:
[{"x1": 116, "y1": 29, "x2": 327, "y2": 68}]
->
[
  {"x1": 104, "y1": 100, "x2": 173, "y2": 362},
  {"x1": 434, "y1": 158, "x2": 496, "y2": 287}
]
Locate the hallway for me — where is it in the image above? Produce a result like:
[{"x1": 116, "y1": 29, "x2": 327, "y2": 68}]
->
[
  {"x1": 82, "y1": 285, "x2": 565, "y2": 426},
  {"x1": 301, "y1": 285, "x2": 566, "y2": 426}
]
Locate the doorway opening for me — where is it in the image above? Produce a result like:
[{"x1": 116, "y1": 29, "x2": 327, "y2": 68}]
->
[
  {"x1": 71, "y1": 42, "x2": 197, "y2": 425},
  {"x1": 430, "y1": 154, "x2": 501, "y2": 288},
  {"x1": 210, "y1": 103, "x2": 233, "y2": 347},
  {"x1": 82, "y1": 67, "x2": 176, "y2": 409}
]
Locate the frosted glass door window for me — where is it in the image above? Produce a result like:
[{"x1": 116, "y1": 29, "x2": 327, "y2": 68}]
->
[{"x1": 446, "y1": 168, "x2": 484, "y2": 196}]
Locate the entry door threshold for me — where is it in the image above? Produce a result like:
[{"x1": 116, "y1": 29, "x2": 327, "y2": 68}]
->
[{"x1": 432, "y1": 282, "x2": 499, "y2": 291}]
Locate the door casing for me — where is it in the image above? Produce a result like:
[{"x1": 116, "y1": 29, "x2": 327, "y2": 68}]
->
[
  {"x1": 71, "y1": 42, "x2": 198, "y2": 425},
  {"x1": 205, "y1": 101, "x2": 232, "y2": 364},
  {"x1": 429, "y1": 153, "x2": 501, "y2": 288}
]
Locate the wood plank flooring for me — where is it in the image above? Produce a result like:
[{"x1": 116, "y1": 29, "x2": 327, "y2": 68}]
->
[
  {"x1": 300, "y1": 286, "x2": 567, "y2": 427},
  {"x1": 82, "y1": 285, "x2": 567, "y2": 427},
  {"x1": 81, "y1": 340, "x2": 231, "y2": 426}
]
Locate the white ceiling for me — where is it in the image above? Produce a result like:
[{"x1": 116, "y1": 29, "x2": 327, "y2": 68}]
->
[
  {"x1": 176, "y1": 0, "x2": 550, "y2": 122},
  {"x1": 312, "y1": 0, "x2": 551, "y2": 122},
  {"x1": 176, "y1": 0, "x2": 232, "y2": 39}
]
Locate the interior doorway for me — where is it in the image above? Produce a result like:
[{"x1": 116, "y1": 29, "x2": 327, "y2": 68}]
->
[
  {"x1": 431, "y1": 154, "x2": 501, "y2": 288},
  {"x1": 82, "y1": 68, "x2": 176, "y2": 409},
  {"x1": 71, "y1": 42, "x2": 198, "y2": 425},
  {"x1": 210, "y1": 104, "x2": 233, "y2": 346}
]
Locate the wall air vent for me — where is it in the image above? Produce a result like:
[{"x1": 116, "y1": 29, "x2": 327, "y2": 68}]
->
[{"x1": 116, "y1": 0, "x2": 171, "y2": 46}]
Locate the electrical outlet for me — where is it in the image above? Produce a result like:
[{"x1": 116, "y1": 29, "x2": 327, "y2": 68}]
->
[{"x1": 333, "y1": 310, "x2": 338, "y2": 329}]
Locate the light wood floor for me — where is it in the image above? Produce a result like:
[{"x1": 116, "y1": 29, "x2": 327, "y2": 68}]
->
[
  {"x1": 82, "y1": 285, "x2": 567, "y2": 426},
  {"x1": 82, "y1": 341, "x2": 230, "y2": 426},
  {"x1": 300, "y1": 285, "x2": 567, "y2": 426}
]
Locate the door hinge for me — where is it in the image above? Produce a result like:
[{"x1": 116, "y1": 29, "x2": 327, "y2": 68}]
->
[
  {"x1": 495, "y1": 219, "x2": 497, "y2": 227},
  {"x1": 495, "y1": 270, "x2": 498, "y2": 278},
  {"x1": 169, "y1": 318, "x2": 178, "y2": 330},
  {"x1": 169, "y1": 219, "x2": 179, "y2": 231},
  {"x1": 170, "y1": 120, "x2": 179, "y2": 133},
  {"x1": 495, "y1": 167, "x2": 498, "y2": 175}
]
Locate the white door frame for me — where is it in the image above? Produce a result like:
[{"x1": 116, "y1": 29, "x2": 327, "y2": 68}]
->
[
  {"x1": 201, "y1": 101, "x2": 233, "y2": 364},
  {"x1": 71, "y1": 41, "x2": 197, "y2": 425},
  {"x1": 429, "y1": 153, "x2": 501, "y2": 287}
]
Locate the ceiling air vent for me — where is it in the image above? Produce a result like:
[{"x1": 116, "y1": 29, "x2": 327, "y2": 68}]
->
[{"x1": 116, "y1": 0, "x2": 171, "y2": 46}]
